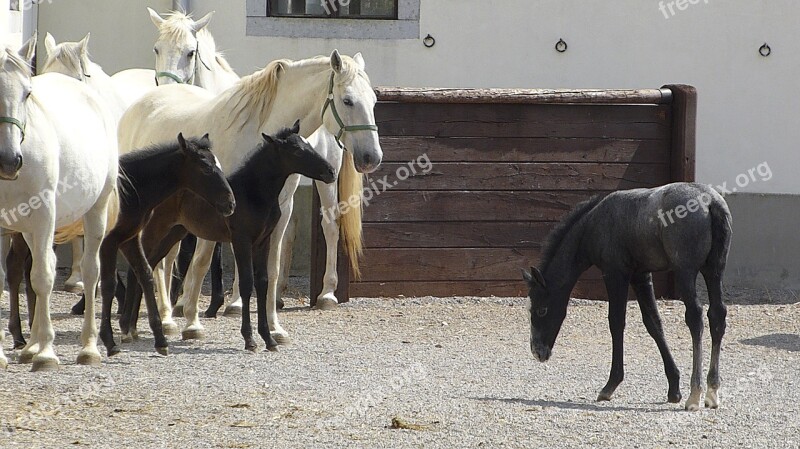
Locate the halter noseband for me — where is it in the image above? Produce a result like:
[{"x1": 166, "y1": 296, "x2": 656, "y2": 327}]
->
[
  {"x1": 0, "y1": 116, "x2": 26, "y2": 143},
  {"x1": 155, "y1": 41, "x2": 209, "y2": 86},
  {"x1": 321, "y1": 72, "x2": 379, "y2": 149}
]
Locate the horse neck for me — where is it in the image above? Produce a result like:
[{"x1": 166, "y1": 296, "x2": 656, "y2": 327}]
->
[
  {"x1": 122, "y1": 150, "x2": 187, "y2": 208},
  {"x1": 265, "y1": 63, "x2": 330, "y2": 137},
  {"x1": 543, "y1": 220, "x2": 593, "y2": 292},
  {"x1": 229, "y1": 145, "x2": 289, "y2": 202},
  {"x1": 194, "y1": 29, "x2": 240, "y2": 94}
]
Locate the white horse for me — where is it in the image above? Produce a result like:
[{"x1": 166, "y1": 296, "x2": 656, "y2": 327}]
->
[
  {"x1": 147, "y1": 9, "x2": 366, "y2": 329},
  {"x1": 0, "y1": 36, "x2": 119, "y2": 371},
  {"x1": 117, "y1": 51, "x2": 381, "y2": 344}
]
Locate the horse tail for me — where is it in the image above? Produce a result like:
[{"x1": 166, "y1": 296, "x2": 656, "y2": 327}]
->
[
  {"x1": 706, "y1": 193, "x2": 733, "y2": 270},
  {"x1": 338, "y1": 151, "x2": 364, "y2": 280},
  {"x1": 53, "y1": 186, "x2": 120, "y2": 245}
]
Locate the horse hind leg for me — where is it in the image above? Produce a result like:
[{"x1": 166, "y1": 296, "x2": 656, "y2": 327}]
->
[
  {"x1": 702, "y1": 269, "x2": 727, "y2": 409},
  {"x1": 64, "y1": 238, "x2": 84, "y2": 293},
  {"x1": 7, "y1": 234, "x2": 30, "y2": 349},
  {"x1": 632, "y1": 272, "x2": 681, "y2": 403},
  {"x1": 676, "y1": 269, "x2": 704, "y2": 411}
]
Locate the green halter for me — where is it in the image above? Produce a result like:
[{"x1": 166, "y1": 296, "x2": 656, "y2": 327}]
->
[
  {"x1": 155, "y1": 42, "x2": 208, "y2": 86},
  {"x1": 321, "y1": 72, "x2": 379, "y2": 149},
  {"x1": 0, "y1": 116, "x2": 25, "y2": 143}
]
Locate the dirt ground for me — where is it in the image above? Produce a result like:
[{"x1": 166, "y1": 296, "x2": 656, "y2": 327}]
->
[{"x1": 1, "y1": 272, "x2": 799, "y2": 449}]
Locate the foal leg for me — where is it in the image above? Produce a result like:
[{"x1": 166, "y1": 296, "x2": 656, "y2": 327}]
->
[
  {"x1": 598, "y1": 273, "x2": 630, "y2": 401},
  {"x1": 119, "y1": 240, "x2": 169, "y2": 355},
  {"x1": 632, "y1": 272, "x2": 681, "y2": 403},
  {"x1": 233, "y1": 240, "x2": 257, "y2": 352},
  {"x1": 64, "y1": 238, "x2": 84, "y2": 293},
  {"x1": 676, "y1": 270, "x2": 704, "y2": 411},
  {"x1": 7, "y1": 235, "x2": 30, "y2": 348},
  {"x1": 702, "y1": 269, "x2": 727, "y2": 409},
  {"x1": 204, "y1": 242, "x2": 226, "y2": 318},
  {"x1": 253, "y1": 240, "x2": 278, "y2": 351}
]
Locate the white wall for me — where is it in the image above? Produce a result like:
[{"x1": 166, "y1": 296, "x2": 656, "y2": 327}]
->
[{"x1": 38, "y1": 0, "x2": 800, "y2": 195}]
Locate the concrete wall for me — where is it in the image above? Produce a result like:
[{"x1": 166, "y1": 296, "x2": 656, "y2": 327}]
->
[{"x1": 35, "y1": 1, "x2": 800, "y2": 289}]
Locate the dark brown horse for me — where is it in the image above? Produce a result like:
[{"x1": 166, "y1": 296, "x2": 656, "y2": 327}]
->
[
  {"x1": 96, "y1": 133, "x2": 235, "y2": 357},
  {"x1": 116, "y1": 121, "x2": 335, "y2": 353},
  {"x1": 523, "y1": 183, "x2": 732, "y2": 411}
]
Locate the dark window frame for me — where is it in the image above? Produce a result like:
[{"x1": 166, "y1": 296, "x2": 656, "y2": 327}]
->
[{"x1": 267, "y1": 0, "x2": 399, "y2": 20}]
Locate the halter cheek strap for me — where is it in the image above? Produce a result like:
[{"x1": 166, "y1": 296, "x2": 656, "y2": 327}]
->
[
  {"x1": 0, "y1": 117, "x2": 26, "y2": 143},
  {"x1": 155, "y1": 42, "x2": 205, "y2": 86},
  {"x1": 321, "y1": 72, "x2": 379, "y2": 149}
]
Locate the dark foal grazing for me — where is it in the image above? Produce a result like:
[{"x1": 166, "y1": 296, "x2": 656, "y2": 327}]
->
[
  {"x1": 97, "y1": 133, "x2": 235, "y2": 357},
  {"x1": 120, "y1": 122, "x2": 336, "y2": 352},
  {"x1": 522, "y1": 182, "x2": 732, "y2": 411}
]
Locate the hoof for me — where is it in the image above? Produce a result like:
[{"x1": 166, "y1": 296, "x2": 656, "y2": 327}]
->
[
  {"x1": 162, "y1": 320, "x2": 180, "y2": 336},
  {"x1": 685, "y1": 402, "x2": 701, "y2": 412},
  {"x1": 18, "y1": 351, "x2": 35, "y2": 364},
  {"x1": 31, "y1": 356, "x2": 60, "y2": 372},
  {"x1": 70, "y1": 304, "x2": 85, "y2": 315},
  {"x1": 271, "y1": 332, "x2": 291, "y2": 345},
  {"x1": 704, "y1": 390, "x2": 719, "y2": 409},
  {"x1": 120, "y1": 332, "x2": 138, "y2": 343},
  {"x1": 155, "y1": 346, "x2": 169, "y2": 356},
  {"x1": 668, "y1": 391, "x2": 682, "y2": 404},
  {"x1": 276, "y1": 298, "x2": 285, "y2": 310},
  {"x1": 172, "y1": 305, "x2": 184, "y2": 318},
  {"x1": 596, "y1": 390, "x2": 614, "y2": 402},
  {"x1": 245, "y1": 345, "x2": 258, "y2": 353},
  {"x1": 266, "y1": 344, "x2": 279, "y2": 353},
  {"x1": 64, "y1": 282, "x2": 84, "y2": 294},
  {"x1": 107, "y1": 346, "x2": 121, "y2": 357},
  {"x1": 76, "y1": 351, "x2": 102, "y2": 367},
  {"x1": 13, "y1": 340, "x2": 26, "y2": 350},
  {"x1": 0, "y1": 357, "x2": 7, "y2": 370},
  {"x1": 315, "y1": 297, "x2": 338, "y2": 311},
  {"x1": 182, "y1": 327, "x2": 204, "y2": 340},
  {"x1": 223, "y1": 304, "x2": 242, "y2": 317}
]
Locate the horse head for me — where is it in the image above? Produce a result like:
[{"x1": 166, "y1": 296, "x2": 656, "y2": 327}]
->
[
  {"x1": 149, "y1": 7, "x2": 214, "y2": 86},
  {"x1": 262, "y1": 120, "x2": 336, "y2": 184},
  {"x1": 0, "y1": 34, "x2": 36, "y2": 180},
  {"x1": 322, "y1": 50, "x2": 383, "y2": 174},
  {"x1": 523, "y1": 266, "x2": 570, "y2": 362},
  {"x1": 42, "y1": 32, "x2": 93, "y2": 82}
]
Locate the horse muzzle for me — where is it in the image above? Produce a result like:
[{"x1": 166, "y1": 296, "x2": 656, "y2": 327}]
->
[
  {"x1": 0, "y1": 153, "x2": 23, "y2": 180},
  {"x1": 531, "y1": 340, "x2": 552, "y2": 363}
]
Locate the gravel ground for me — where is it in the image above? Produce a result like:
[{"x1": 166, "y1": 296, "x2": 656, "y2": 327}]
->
[{"x1": 1, "y1": 272, "x2": 799, "y2": 449}]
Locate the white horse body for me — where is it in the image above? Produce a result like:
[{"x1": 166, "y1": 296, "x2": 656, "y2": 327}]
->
[
  {"x1": 110, "y1": 69, "x2": 156, "y2": 107},
  {"x1": 0, "y1": 39, "x2": 118, "y2": 371},
  {"x1": 117, "y1": 52, "x2": 381, "y2": 344}
]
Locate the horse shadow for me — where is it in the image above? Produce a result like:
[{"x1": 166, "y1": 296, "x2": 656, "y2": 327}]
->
[
  {"x1": 472, "y1": 396, "x2": 680, "y2": 414},
  {"x1": 740, "y1": 333, "x2": 800, "y2": 352}
]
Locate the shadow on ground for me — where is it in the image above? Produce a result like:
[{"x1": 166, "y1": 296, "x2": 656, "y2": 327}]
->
[{"x1": 740, "y1": 333, "x2": 800, "y2": 352}]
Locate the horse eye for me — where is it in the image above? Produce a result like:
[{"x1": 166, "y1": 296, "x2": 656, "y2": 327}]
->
[
  {"x1": 188, "y1": 50, "x2": 196, "y2": 58},
  {"x1": 343, "y1": 98, "x2": 354, "y2": 106},
  {"x1": 536, "y1": 307, "x2": 548, "y2": 317}
]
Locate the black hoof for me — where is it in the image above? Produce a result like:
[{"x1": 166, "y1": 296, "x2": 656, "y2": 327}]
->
[
  {"x1": 277, "y1": 298, "x2": 285, "y2": 310},
  {"x1": 668, "y1": 391, "x2": 682, "y2": 404},
  {"x1": 107, "y1": 346, "x2": 121, "y2": 357},
  {"x1": 13, "y1": 339, "x2": 26, "y2": 350},
  {"x1": 203, "y1": 309, "x2": 218, "y2": 319},
  {"x1": 70, "y1": 303, "x2": 85, "y2": 316}
]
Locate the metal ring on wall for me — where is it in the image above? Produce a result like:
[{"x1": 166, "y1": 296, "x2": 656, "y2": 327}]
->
[
  {"x1": 555, "y1": 39, "x2": 568, "y2": 53},
  {"x1": 759, "y1": 43, "x2": 771, "y2": 57},
  {"x1": 423, "y1": 34, "x2": 436, "y2": 48}
]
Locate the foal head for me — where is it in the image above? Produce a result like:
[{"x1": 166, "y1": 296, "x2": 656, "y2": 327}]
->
[
  {"x1": 149, "y1": 8, "x2": 214, "y2": 86},
  {"x1": 176, "y1": 133, "x2": 235, "y2": 216},
  {"x1": 523, "y1": 267, "x2": 570, "y2": 362},
  {"x1": 262, "y1": 120, "x2": 336, "y2": 184},
  {"x1": 0, "y1": 35, "x2": 36, "y2": 180}
]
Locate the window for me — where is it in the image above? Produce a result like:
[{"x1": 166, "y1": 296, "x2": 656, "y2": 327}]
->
[
  {"x1": 269, "y1": 0, "x2": 398, "y2": 19},
  {"x1": 247, "y1": 0, "x2": 419, "y2": 39}
]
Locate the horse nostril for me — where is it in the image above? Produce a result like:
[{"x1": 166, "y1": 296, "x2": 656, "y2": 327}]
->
[{"x1": 15, "y1": 154, "x2": 22, "y2": 171}]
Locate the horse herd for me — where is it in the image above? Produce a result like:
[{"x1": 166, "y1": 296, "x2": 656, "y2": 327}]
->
[{"x1": 0, "y1": 9, "x2": 734, "y2": 414}]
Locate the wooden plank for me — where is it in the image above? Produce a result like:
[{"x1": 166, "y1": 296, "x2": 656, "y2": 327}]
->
[
  {"x1": 350, "y1": 278, "x2": 672, "y2": 300},
  {"x1": 362, "y1": 221, "x2": 553, "y2": 248},
  {"x1": 663, "y1": 84, "x2": 696, "y2": 183},
  {"x1": 367, "y1": 162, "x2": 669, "y2": 191},
  {"x1": 362, "y1": 191, "x2": 597, "y2": 223},
  {"x1": 375, "y1": 87, "x2": 673, "y2": 105},
  {"x1": 375, "y1": 103, "x2": 671, "y2": 139},
  {"x1": 378, "y1": 137, "x2": 670, "y2": 164}
]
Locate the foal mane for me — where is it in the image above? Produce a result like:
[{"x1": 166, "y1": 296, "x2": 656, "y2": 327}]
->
[
  {"x1": 228, "y1": 126, "x2": 295, "y2": 180},
  {"x1": 539, "y1": 194, "x2": 606, "y2": 272}
]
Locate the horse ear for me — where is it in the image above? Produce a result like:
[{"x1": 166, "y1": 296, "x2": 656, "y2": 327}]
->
[
  {"x1": 78, "y1": 33, "x2": 91, "y2": 58},
  {"x1": 353, "y1": 52, "x2": 366, "y2": 70},
  {"x1": 291, "y1": 120, "x2": 301, "y2": 134},
  {"x1": 44, "y1": 32, "x2": 57, "y2": 57},
  {"x1": 330, "y1": 49, "x2": 343, "y2": 73},
  {"x1": 201, "y1": 133, "x2": 210, "y2": 142},
  {"x1": 148, "y1": 7, "x2": 166, "y2": 28},
  {"x1": 177, "y1": 132, "x2": 187, "y2": 151},
  {"x1": 531, "y1": 267, "x2": 547, "y2": 288},
  {"x1": 18, "y1": 31, "x2": 37, "y2": 67},
  {"x1": 192, "y1": 11, "x2": 215, "y2": 32},
  {"x1": 261, "y1": 133, "x2": 275, "y2": 144}
]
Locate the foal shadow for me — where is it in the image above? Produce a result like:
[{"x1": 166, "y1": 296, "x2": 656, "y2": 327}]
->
[
  {"x1": 740, "y1": 333, "x2": 800, "y2": 352},
  {"x1": 472, "y1": 397, "x2": 679, "y2": 413}
]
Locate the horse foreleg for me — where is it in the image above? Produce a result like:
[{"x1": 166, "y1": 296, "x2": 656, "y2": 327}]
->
[
  {"x1": 632, "y1": 272, "x2": 681, "y2": 403},
  {"x1": 597, "y1": 273, "x2": 629, "y2": 401},
  {"x1": 120, "y1": 239, "x2": 169, "y2": 355},
  {"x1": 702, "y1": 269, "x2": 727, "y2": 409},
  {"x1": 98, "y1": 232, "x2": 122, "y2": 357},
  {"x1": 224, "y1": 249, "x2": 243, "y2": 315},
  {"x1": 21, "y1": 230, "x2": 59, "y2": 371},
  {"x1": 267, "y1": 181, "x2": 298, "y2": 344},
  {"x1": 64, "y1": 238, "x2": 84, "y2": 293},
  {"x1": 254, "y1": 239, "x2": 278, "y2": 351},
  {"x1": 316, "y1": 178, "x2": 341, "y2": 309},
  {"x1": 7, "y1": 234, "x2": 29, "y2": 349},
  {"x1": 153, "y1": 245, "x2": 179, "y2": 334},
  {"x1": 75, "y1": 199, "x2": 110, "y2": 366},
  {"x1": 180, "y1": 238, "x2": 216, "y2": 340},
  {"x1": 677, "y1": 270, "x2": 704, "y2": 411},
  {"x1": 232, "y1": 239, "x2": 257, "y2": 352},
  {"x1": 204, "y1": 242, "x2": 226, "y2": 317}
]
